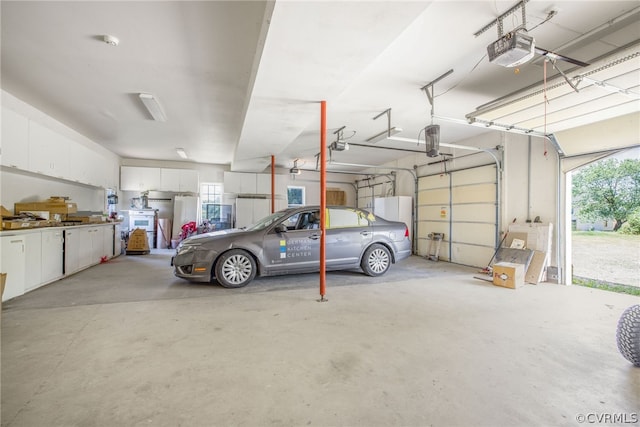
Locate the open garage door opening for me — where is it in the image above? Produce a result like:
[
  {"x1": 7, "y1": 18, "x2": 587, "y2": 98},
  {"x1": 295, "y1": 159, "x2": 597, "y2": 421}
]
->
[{"x1": 566, "y1": 147, "x2": 640, "y2": 293}]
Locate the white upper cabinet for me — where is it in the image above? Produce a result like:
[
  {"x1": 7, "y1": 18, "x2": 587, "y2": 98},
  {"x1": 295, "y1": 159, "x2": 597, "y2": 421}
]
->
[
  {"x1": 28, "y1": 121, "x2": 71, "y2": 179},
  {"x1": 120, "y1": 166, "x2": 162, "y2": 191},
  {"x1": 1, "y1": 107, "x2": 29, "y2": 169},
  {"x1": 179, "y1": 169, "x2": 199, "y2": 193},
  {"x1": 225, "y1": 171, "x2": 287, "y2": 196},
  {"x1": 160, "y1": 168, "x2": 181, "y2": 191}
]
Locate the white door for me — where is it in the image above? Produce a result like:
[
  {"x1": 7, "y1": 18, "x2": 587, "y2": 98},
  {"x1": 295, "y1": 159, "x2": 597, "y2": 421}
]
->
[
  {"x1": 64, "y1": 229, "x2": 80, "y2": 275},
  {"x1": 24, "y1": 233, "x2": 42, "y2": 292}
]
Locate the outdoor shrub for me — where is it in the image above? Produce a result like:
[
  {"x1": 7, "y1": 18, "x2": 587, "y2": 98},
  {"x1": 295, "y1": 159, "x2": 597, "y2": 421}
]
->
[{"x1": 619, "y1": 207, "x2": 640, "y2": 235}]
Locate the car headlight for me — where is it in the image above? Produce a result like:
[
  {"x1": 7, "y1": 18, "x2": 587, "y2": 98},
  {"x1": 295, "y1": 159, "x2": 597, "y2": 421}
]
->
[{"x1": 176, "y1": 243, "x2": 201, "y2": 255}]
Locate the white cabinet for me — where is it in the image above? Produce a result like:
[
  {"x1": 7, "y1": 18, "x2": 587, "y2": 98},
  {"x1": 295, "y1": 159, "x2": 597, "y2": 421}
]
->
[
  {"x1": 1, "y1": 235, "x2": 26, "y2": 301},
  {"x1": 235, "y1": 198, "x2": 270, "y2": 228},
  {"x1": 64, "y1": 228, "x2": 80, "y2": 275},
  {"x1": 179, "y1": 169, "x2": 199, "y2": 192},
  {"x1": 224, "y1": 172, "x2": 287, "y2": 195},
  {"x1": 42, "y1": 229, "x2": 64, "y2": 284},
  {"x1": 1, "y1": 107, "x2": 29, "y2": 169},
  {"x1": 28, "y1": 121, "x2": 70, "y2": 179},
  {"x1": 160, "y1": 168, "x2": 181, "y2": 191},
  {"x1": 102, "y1": 225, "x2": 114, "y2": 258},
  {"x1": 120, "y1": 166, "x2": 162, "y2": 191},
  {"x1": 374, "y1": 196, "x2": 413, "y2": 238},
  {"x1": 158, "y1": 168, "x2": 200, "y2": 192},
  {"x1": 24, "y1": 233, "x2": 43, "y2": 292},
  {"x1": 224, "y1": 172, "x2": 257, "y2": 194}
]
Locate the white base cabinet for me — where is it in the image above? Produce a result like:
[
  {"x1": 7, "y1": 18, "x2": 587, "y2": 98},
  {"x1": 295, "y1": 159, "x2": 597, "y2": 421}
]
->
[
  {"x1": 2, "y1": 223, "x2": 119, "y2": 302},
  {"x1": 42, "y1": 229, "x2": 64, "y2": 283},
  {"x1": 0, "y1": 235, "x2": 26, "y2": 301}
]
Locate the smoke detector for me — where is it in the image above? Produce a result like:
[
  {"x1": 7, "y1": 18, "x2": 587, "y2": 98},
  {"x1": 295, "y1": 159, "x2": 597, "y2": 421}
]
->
[{"x1": 103, "y1": 35, "x2": 119, "y2": 46}]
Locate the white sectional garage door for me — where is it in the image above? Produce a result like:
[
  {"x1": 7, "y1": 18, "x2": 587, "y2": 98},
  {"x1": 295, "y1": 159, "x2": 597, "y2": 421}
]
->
[{"x1": 417, "y1": 164, "x2": 498, "y2": 267}]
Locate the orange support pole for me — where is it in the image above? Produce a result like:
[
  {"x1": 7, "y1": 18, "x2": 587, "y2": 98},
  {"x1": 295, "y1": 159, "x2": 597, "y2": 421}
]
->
[
  {"x1": 319, "y1": 101, "x2": 327, "y2": 301},
  {"x1": 271, "y1": 155, "x2": 275, "y2": 213}
]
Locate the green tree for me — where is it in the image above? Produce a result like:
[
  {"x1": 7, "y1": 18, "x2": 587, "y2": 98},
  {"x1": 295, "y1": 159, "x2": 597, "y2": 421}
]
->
[{"x1": 572, "y1": 158, "x2": 640, "y2": 231}]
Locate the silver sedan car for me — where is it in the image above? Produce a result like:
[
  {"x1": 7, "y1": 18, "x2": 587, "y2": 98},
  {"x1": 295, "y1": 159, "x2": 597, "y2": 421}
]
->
[{"x1": 172, "y1": 206, "x2": 411, "y2": 288}]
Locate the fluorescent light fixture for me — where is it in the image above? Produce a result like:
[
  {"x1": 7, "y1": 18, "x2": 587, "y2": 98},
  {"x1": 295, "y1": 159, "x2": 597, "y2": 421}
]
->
[
  {"x1": 139, "y1": 93, "x2": 166, "y2": 122},
  {"x1": 176, "y1": 148, "x2": 188, "y2": 159},
  {"x1": 366, "y1": 127, "x2": 402, "y2": 144}
]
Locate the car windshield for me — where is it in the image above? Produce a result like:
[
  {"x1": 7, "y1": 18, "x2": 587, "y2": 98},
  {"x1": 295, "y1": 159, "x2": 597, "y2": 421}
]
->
[{"x1": 245, "y1": 211, "x2": 289, "y2": 231}]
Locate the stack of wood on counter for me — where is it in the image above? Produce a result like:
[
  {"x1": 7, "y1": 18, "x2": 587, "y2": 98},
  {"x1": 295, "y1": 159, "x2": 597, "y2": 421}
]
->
[{"x1": 491, "y1": 222, "x2": 553, "y2": 289}]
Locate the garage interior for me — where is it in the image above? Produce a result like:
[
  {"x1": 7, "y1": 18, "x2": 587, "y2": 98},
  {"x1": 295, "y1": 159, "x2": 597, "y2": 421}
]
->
[{"x1": 1, "y1": 1, "x2": 639, "y2": 426}]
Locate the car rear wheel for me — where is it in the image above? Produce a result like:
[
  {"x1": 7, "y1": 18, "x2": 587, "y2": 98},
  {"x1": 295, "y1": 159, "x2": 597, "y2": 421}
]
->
[
  {"x1": 215, "y1": 249, "x2": 256, "y2": 288},
  {"x1": 361, "y1": 244, "x2": 391, "y2": 276}
]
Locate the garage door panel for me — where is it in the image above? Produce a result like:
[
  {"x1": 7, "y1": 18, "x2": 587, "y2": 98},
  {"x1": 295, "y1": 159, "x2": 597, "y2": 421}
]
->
[
  {"x1": 417, "y1": 238, "x2": 450, "y2": 261},
  {"x1": 419, "y1": 175, "x2": 448, "y2": 190},
  {"x1": 452, "y1": 167, "x2": 495, "y2": 185},
  {"x1": 418, "y1": 205, "x2": 448, "y2": 221},
  {"x1": 452, "y1": 184, "x2": 495, "y2": 203},
  {"x1": 451, "y1": 244, "x2": 493, "y2": 267},
  {"x1": 418, "y1": 164, "x2": 497, "y2": 268},
  {"x1": 418, "y1": 188, "x2": 449, "y2": 204},
  {"x1": 453, "y1": 223, "x2": 495, "y2": 246},
  {"x1": 417, "y1": 221, "x2": 448, "y2": 238},
  {"x1": 452, "y1": 204, "x2": 495, "y2": 222}
]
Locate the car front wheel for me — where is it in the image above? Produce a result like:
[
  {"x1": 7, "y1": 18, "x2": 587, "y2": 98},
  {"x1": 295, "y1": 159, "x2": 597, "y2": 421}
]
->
[
  {"x1": 215, "y1": 249, "x2": 257, "y2": 288},
  {"x1": 361, "y1": 244, "x2": 391, "y2": 276}
]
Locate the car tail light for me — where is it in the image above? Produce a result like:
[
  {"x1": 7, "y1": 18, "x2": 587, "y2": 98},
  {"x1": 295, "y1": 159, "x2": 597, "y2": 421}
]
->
[{"x1": 405, "y1": 226, "x2": 409, "y2": 238}]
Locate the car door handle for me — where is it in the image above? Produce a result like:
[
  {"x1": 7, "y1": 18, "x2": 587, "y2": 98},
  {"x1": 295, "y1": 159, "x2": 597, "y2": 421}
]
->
[
  {"x1": 309, "y1": 233, "x2": 321, "y2": 240},
  {"x1": 360, "y1": 231, "x2": 371, "y2": 237}
]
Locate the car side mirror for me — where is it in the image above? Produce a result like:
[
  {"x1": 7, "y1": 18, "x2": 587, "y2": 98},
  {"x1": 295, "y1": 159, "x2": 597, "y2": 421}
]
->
[{"x1": 274, "y1": 224, "x2": 287, "y2": 233}]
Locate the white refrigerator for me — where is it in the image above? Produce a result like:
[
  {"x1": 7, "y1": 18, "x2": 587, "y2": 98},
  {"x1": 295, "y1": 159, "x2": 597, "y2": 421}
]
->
[{"x1": 173, "y1": 195, "x2": 199, "y2": 241}]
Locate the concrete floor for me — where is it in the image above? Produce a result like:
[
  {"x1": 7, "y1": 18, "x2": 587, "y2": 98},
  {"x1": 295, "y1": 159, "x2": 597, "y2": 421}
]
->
[{"x1": 2, "y1": 251, "x2": 639, "y2": 426}]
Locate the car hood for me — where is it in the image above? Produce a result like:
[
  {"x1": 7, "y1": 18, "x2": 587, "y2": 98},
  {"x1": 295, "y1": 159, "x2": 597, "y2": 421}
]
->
[{"x1": 184, "y1": 229, "x2": 246, "y2": 243}]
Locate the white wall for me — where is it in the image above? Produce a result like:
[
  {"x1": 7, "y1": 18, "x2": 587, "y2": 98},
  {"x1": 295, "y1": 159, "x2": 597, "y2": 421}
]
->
[
  {"x1": 1, "y1": 170, "x2": 107, "y2": 214},
  {"x1": 274, "y1": 168, "x2": 356, "y2": 207}
]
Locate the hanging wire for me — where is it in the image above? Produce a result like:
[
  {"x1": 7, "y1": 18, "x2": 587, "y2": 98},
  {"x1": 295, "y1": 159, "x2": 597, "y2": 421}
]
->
[{"x1": 543, "y1": 60, "x2": 549, "y2": 157}]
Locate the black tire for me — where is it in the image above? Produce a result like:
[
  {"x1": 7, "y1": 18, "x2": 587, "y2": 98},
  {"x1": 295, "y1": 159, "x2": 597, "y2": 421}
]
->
[
  {"x1": 214, "y1": 249, "x2": 256, "y2": 288},
  {"x1": 361, "y1": 244, "x2": 391, "y2": 277},
  {"x1": 617, "y1": 304, "x2": 640, "y2": 367}
]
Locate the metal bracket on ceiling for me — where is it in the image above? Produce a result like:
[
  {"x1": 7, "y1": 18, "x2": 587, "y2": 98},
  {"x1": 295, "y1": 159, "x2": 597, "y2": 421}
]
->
[
  {"x1": 372, "y1": 108, "x2": 392, "y2": 138},
  {"x1": 547, "y1": 58, "x2": 580, "y2": 93},
  {"x1": 420, "y1": 69, "x2": 454, "y2": 118},
  {"x1": 474, "y1": 0, "x2": 530, "y2": 38}
]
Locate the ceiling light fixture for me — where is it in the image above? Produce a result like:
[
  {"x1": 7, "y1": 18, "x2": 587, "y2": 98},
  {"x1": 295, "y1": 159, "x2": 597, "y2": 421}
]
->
[
  {"x1": 176, "y1": 148, "x2": 188, "y2": 159},
  {"x1": 139, "y1": 93, "x2": 166, "y2": 122},
  {"x1": 103, "y1": 35, "x2": 119, "y2": 46}
]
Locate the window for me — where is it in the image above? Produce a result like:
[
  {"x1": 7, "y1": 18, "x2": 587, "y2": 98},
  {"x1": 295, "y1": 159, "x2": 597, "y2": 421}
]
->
[
  {"x1": 287, "y1": 186, "x2": 305, "y2": 207},
  {"x1": 200, "y1": 183, "x2": 232, "y2": 231},
  {"x1": 327, "y1": 208, "x2": 371, "y2": 229}
]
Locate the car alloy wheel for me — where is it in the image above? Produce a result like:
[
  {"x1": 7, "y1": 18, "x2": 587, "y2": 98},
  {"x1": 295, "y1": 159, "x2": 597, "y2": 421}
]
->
[
  {"x1": 361, "y1": 244, "x2": 391, "y2": 276},
  {"x1": 215, "y1": 249, "x2": 256, "y2": 288}
]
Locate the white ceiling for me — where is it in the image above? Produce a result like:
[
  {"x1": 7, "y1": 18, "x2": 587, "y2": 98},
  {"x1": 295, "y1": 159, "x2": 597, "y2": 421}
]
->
[{"x1": 2, "y1": 1, "x2": 639, "y2": 173}]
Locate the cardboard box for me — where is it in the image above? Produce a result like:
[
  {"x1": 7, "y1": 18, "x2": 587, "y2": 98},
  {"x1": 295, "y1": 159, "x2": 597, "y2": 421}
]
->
[
  {"x1": 1, "y1": 273, "x2": 6, "y2": 299},
  {"x1": 15, "y1": 199, "x2": 77, "y2": 216},
  {"x1": 493, "y1": 262, "x2": 525, "y2": 289},
  {"x1": 1, "y1": 220, "x2": 41, "y2": 230},
  {"x1": 1, "y1": 205, "x2": 12, "y2": 218}
]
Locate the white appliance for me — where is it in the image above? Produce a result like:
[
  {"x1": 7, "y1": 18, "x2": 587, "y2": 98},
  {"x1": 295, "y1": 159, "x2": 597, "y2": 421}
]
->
[
  {"x1": 173, "y1": 195, "x2": 199, "y2": 240},
  {"x1": 129, "y1": 210, "x2": 157, "y2": 249},
  {"x1": 374, "y1": 196, "x2": 413, "y2": 239}
]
